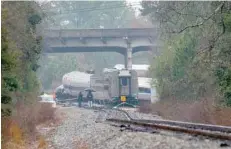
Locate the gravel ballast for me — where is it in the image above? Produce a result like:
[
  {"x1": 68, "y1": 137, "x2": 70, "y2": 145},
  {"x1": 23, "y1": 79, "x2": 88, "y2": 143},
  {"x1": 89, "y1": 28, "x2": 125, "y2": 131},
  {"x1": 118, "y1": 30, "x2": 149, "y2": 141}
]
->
[{"x1": 47, "y1": 106, "x2": 229, "y2": 149}]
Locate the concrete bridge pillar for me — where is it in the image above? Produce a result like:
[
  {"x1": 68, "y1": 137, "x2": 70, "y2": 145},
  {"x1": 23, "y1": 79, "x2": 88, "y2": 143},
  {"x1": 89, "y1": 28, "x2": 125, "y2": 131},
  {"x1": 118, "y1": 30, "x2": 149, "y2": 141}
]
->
[
  {"x1": 124, "y1": 52, "x2": 128, "y2": 69},
  {"x1": 126, "y1": 44, "x2": 132, "y2": 70}
]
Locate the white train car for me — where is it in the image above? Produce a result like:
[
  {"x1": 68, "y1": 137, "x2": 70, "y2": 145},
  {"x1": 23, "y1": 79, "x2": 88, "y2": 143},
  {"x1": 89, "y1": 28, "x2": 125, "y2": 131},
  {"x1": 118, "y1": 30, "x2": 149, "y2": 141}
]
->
[{"x1": 138, "y1": 77, "x2": 158, "y2": 103}]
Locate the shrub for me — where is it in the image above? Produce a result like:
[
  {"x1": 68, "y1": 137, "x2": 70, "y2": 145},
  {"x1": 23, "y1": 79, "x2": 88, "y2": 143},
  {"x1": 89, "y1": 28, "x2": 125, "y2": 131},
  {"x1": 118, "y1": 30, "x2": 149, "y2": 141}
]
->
[
  {"x1": 2, "y1": 101, "x2": 57, "y2": 148},
  {"x1": 144, "y1": 98, "x2": 231, "y2": 126}
]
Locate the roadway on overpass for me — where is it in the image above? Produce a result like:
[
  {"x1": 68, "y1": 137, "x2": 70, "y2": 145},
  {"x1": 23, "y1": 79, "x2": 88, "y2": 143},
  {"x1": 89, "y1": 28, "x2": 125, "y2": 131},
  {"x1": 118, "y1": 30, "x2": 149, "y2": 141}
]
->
[{"x1": 41, "y1": 28, "x2": 160, "y2": 69}]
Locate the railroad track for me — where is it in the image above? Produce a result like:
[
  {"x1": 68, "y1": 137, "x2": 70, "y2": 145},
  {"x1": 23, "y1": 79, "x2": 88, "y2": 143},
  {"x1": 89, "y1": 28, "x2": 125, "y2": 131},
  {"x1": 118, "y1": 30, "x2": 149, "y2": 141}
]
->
[
  {"x1": 94, "y1": 106, "x2": 231, "y2": 141},
  {"x1": 56, "y1": 99, "x2": 231, "y2": 141},
  {"x1": 107, "y1": 118, "x2": 231, "y2": 140},
  {"x1": 94, "y1": 106, "x2": 133, "y2": 123}
]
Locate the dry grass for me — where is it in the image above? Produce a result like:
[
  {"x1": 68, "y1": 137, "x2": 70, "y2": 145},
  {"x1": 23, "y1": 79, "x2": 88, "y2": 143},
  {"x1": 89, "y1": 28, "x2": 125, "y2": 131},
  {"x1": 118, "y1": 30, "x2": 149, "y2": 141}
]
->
[
  {"x1": 14, "y1": 101, "x2": 57, "y2": 137},
  {"x1": 139, "y1": 98, "x2": 231, "y2": 126},
  {"x1": 2, "y1": 101, "x2": 57, "y2": 149}
]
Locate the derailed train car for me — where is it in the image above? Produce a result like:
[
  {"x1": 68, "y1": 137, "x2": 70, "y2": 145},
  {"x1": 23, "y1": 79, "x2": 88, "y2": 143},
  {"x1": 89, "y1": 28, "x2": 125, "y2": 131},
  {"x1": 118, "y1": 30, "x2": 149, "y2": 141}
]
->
[
  {"x1": 55, "y1": 71, "x2": 93, "y2": 100},
  {"x1": 55, "y1": 69, "x2": 139, "y2": 106},
  {"x1": 55, "y1": 64, "x2": 158, "y2": 104}
]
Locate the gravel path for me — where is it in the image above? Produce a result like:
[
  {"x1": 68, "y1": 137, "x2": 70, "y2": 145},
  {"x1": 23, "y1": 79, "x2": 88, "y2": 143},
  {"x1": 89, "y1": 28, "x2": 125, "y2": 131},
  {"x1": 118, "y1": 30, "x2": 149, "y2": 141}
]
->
[{"x1": 47, "y1": 106, "x2": 230, "y2": 149}]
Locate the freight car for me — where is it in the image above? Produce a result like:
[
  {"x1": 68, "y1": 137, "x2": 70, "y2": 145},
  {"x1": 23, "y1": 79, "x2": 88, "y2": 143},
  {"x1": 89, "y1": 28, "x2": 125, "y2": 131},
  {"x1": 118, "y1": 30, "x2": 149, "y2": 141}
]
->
[{"x1": 55, "y1": 71, "x2": 93, "y2": 100}]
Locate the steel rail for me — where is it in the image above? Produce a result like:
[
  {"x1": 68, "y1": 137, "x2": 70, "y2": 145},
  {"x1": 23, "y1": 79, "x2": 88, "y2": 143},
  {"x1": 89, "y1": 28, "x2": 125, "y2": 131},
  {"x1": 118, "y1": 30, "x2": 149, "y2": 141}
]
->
[
  {"x1": 134, "y1": 119, "x2": 231, "y2": 133},
  {"x1": 89, "y1": 103, "x2": 231, "y2": 134},
  {"x1": 97, "y1": 105, "x2": 231, "y2": 133},
  {"x1": 111, "y1": 108, "x2": 133, "y2": 121},
  {"x1": 94, "y1": 107, "x2": 133, "y2": 121},
  {"x1": 84, "y1": 103, "x2": 231, "y2": 140},
  {"x1": 106, "y1": 118, "x2": 231, "y2": 140}
]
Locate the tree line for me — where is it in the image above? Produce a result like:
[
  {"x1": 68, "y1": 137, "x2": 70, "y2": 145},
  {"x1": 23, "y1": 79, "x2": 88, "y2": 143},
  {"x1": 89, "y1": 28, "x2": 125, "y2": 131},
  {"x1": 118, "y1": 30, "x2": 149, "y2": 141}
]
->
[
  {"x1": 2, "y1": 1, "x2": 43, "y2": 116},
  {"x1": 141, "y1": 1, "x2": 231, "y2": 106}
]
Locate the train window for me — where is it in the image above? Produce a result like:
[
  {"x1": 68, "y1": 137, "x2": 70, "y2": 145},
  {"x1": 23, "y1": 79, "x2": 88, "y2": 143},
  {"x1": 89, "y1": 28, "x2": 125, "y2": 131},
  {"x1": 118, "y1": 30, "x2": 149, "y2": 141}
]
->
[
  {"x1": 145, "y1": 88, "x2": 151, "y2": 93},
  {"x1": 139, "y1": 88, "x2": 143, "y2": 93},
  {"x1": 139, "y1": 87, "x2": 151, "y2": 93},
  {"x1": 121, "y1": 77, "x2": 127, "y2": 86}
]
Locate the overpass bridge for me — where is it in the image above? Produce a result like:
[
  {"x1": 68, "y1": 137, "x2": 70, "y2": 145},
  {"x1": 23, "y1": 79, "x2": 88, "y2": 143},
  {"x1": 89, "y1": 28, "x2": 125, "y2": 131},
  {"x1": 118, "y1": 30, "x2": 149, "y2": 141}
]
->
[{"x1": 42, "y1": 28, "x2": 160, "y2": 69}]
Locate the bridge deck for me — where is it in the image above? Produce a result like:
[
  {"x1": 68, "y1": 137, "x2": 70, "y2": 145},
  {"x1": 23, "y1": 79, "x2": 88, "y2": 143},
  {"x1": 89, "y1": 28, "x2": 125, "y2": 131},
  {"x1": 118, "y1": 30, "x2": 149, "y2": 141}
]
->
[{"x1": 42, "y1": 28, "x2": 158, "y2": 38}]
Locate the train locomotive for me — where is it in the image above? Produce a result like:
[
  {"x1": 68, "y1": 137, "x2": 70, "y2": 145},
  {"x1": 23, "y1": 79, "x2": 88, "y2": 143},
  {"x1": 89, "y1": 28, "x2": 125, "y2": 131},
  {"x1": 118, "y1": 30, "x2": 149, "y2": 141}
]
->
[{"x1": 90, "y1": 68, "x2": 138, "y2": 106}]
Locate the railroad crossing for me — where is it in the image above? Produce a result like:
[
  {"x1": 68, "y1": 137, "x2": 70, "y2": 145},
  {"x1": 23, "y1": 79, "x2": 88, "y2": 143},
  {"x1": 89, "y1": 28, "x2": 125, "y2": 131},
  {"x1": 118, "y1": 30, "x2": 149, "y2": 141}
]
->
[{"x1": 41, "y1": 28, "x2": 160, "y2": 70}]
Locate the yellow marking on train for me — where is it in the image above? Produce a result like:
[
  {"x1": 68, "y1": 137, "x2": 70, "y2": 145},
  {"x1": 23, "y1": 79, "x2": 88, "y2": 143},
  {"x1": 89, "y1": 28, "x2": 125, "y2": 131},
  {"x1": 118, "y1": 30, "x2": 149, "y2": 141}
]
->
[{"x1": 121, "y1": 96, "x2": 126, "y2": 102}]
